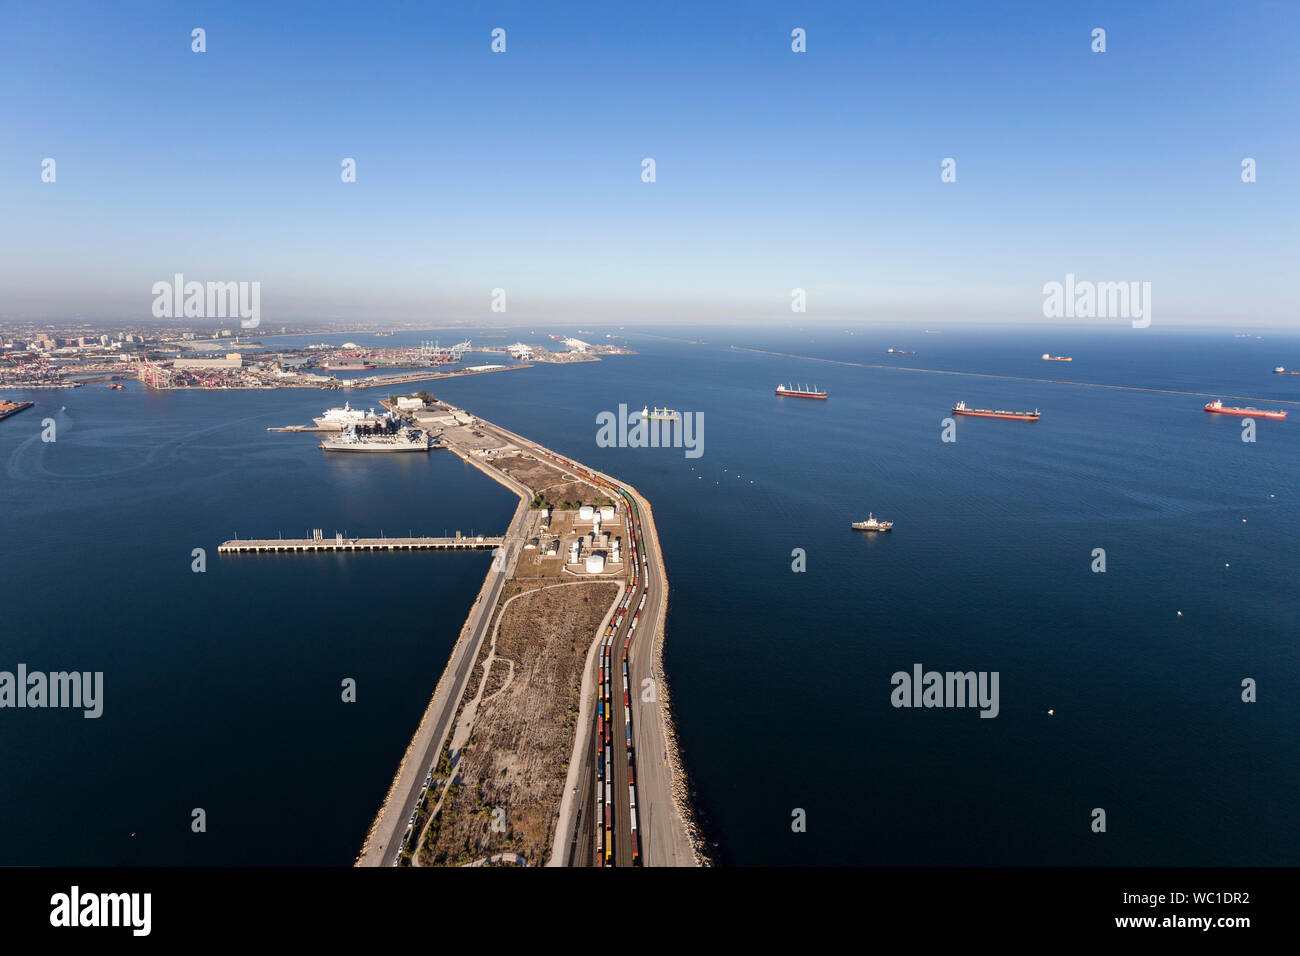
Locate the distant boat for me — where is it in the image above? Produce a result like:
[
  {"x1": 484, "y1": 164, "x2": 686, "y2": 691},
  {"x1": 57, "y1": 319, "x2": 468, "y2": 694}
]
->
[
  {"x1": 314, "y1": 402, "x2": 387, "y2": 429},
  {"x1": 888, "y1": 348, "x2": 916, "y2": 355},
  {"x1": 1041, "y1": 353, "x2": 1072, "y2": 362},
  {"x1": 851, "y1": 512, "x2": 893, "y2": 532},
  {"x1": 952, "y1": 400, "x2": 1039, "y2": 421},
  {"x1": 319, "y1": 423, "x2": 430, "y2": 452},
  {"x1": 775, "y1": 384, "x2": 828, "y2": 399},
  {"x1": 1273, "y1": 366, "x2": 1300, "y2": 375},
  {"x1": 640, "y1": 406, "x2": 681, "y2": 422},
  {"x1": 924, "y1": 330, "x2": 941, "y2": 334},
  {"x1": 1204, "y1": 400, "x2": 1286, "y2": 420}
]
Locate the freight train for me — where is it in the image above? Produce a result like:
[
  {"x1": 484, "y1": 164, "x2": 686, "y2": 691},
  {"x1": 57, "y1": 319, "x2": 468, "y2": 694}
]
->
[{"x1": 536, "y1": 446, "x2": 647, "y2": 866}]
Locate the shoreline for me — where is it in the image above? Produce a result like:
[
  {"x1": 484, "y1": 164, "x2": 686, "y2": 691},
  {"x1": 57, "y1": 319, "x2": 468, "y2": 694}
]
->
[
  {"x1": 355, "y1": 431, "x2": 533, "y2": 866},
  {"x1": 616, "y1": 481, "x2": 708, "y2": 865},
  {"x1": 357, "y1": 401, "x2": 700, "y2": 866},
  {"x1": 498, "y1": 433, "x2": 702, "y2": 866}
]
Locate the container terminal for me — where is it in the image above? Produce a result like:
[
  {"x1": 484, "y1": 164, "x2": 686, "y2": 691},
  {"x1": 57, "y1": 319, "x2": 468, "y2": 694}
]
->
[{"x1": 0, "y1": 399, "x2": 33, "y2": 422}]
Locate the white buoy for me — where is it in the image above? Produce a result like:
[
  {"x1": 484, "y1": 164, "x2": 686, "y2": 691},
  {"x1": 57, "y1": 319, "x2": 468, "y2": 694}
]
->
[
  {"x1": 1047, "y1": 709, "x2": 1055, "y2": 716},
  {"x1": 1177, "y1": 611, "x2": 1183, "y2": 616}
]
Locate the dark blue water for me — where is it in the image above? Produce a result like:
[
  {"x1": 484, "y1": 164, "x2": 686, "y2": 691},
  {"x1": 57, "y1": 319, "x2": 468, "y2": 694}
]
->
[{"x1": 3, "y1": 324, "x2": 1298, "y2": 865}]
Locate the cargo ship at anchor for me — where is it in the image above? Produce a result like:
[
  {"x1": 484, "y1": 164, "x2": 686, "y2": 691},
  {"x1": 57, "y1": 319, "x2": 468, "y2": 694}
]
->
[
  {"x1": 639, "y1": 406, "x2": 681, "y2": 422},
  {"x1": 1204, "y1": 400, "x2": 1286, "y2": 420},
  {"x1": 952, "y1": 400, "x2": 1039, "y2": 421},
  {"x1": 775, "y1": 384, "x2": 828, "y2": 399},
  {"x1": 1041, "y1": 353, "x2": 1072, "y2": 362},
  {"x1": 1273, "y1": 367, "x2": 1300, "y2": 376}
]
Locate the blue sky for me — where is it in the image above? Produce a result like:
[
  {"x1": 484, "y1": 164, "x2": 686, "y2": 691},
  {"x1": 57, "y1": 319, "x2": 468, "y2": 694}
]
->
[{"x1": 1, "y1": 1, "x2": 1297, "y2": 325}]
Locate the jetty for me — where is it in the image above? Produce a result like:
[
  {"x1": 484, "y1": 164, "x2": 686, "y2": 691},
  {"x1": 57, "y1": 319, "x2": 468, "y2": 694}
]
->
[{"x1": 217, "y1": 534, "x2": 502, "y2": 554}]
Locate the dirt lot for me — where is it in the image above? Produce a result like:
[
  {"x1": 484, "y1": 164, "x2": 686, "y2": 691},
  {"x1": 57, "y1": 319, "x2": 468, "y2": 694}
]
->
[
  {"x1": 419, "y1": 580, "x2": 619, "y2": 866},
  {"x1": 488, "y1": 454, "x2": 614, "y2": 508}
]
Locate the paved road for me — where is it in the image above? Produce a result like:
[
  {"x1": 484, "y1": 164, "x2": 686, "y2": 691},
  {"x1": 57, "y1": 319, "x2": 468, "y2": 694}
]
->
[
  {"x1": 621, "y1": 488, "x2": 694, "y2": 865},
  {"x1": 501, "y1": 433, "x2": 694, "y2": 866},
  {"x1": 355, "y1": 433, "x2": 533, "y2": 867},
  {"x1": 360, "y1": 408, "x2": 696, "y2": 867}
]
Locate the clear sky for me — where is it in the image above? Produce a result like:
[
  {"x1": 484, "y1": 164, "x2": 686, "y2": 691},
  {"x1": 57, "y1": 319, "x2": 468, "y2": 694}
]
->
[{"x1": 2, "y1": 1, "x2": 1297, "y2": 326}]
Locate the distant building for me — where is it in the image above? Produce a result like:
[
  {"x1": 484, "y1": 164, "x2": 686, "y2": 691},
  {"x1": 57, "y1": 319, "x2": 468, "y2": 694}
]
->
[
  {"x1": 395, "y1": 397, "x2": 425, "y2": 410},
  {"x1": 173, "y1": 355, "x2": 242, "y2": 370}
]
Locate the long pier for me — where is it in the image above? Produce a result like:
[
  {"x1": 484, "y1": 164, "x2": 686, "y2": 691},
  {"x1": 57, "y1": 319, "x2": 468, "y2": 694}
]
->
[{"x1": 217, "y1": 535, "x2": 502, "y2": 554}]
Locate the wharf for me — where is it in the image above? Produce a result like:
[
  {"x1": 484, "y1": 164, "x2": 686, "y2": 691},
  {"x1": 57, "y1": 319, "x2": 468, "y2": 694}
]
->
[
  {"x1": 218, "y1": 535, "x2": 502, "y2": 554},
  {"x1": 0, "y1": 401, "x2": 35, "y2": 421}
]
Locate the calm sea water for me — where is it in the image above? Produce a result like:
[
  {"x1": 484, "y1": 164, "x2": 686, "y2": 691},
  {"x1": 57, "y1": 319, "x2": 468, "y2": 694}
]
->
[{"x1": 2, "y1": 324, "x2": 1297, "y2": 865}]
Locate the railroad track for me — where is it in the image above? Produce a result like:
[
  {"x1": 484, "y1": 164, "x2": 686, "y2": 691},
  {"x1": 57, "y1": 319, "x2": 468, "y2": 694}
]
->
[{"x1": 534, "y1": 448, "x2": 648, "y2": 866}]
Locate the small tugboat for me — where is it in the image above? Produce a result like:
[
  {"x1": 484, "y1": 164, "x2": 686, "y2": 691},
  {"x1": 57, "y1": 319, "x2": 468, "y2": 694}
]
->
[{"x1": 851, "y1": 512, "x2": 893, "y2": 532}]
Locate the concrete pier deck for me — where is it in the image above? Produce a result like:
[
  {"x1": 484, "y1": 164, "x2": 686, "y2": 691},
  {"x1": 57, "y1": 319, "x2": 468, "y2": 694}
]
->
[{"x1": 217, "y1": 535, "x2": 502, "y2": 554}]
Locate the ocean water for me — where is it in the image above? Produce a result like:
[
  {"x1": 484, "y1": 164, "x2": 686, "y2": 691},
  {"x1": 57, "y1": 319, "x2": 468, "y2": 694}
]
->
[{"x1": 2, "y1": 324, "x2": 1297, "y2": 865}]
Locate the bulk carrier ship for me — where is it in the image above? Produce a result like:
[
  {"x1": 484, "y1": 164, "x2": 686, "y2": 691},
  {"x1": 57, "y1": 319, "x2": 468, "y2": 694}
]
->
[
  {"x1": 1204, "y1": 400, "x2": 1286, "y2": 420},
  {"x1": 952, "y1": 400, "x2": 1039, "y2": 421},
  {"x1": 639, "y1": 406, "x2": 681, "y2": 422},
  {"x1": 775, "y1": 384, "x2": 828, "y2": 399}
]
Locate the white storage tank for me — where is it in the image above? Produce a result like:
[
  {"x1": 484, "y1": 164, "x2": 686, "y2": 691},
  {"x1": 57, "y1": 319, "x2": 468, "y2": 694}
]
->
[
  {"x1": 599, "y1": 506, "x2": 615, "y2": 521},
  {"x1": 585, "y1": 553, "x2": 606, "y2": 574},
  {"x1": 578, "y1": 505, "x2": 595, "y2": 520}
]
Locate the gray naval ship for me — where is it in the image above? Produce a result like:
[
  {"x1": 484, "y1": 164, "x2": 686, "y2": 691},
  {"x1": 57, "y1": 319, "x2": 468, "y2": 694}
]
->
[{"x1": 319, "y1": 422, "x2": 431, "y2": 452}]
